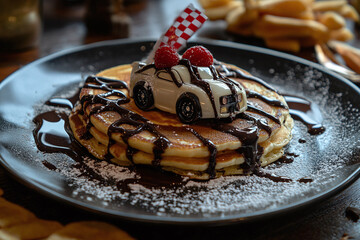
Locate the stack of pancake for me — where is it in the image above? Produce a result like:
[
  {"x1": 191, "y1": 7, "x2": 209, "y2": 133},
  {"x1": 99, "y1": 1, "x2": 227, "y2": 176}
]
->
[{"x1": 69, "y1": 62, "x2": 293, "y2": 180}]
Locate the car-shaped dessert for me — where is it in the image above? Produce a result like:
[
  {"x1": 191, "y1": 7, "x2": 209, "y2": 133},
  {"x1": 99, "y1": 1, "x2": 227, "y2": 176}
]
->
[{"x1": 129, "y1": 59, "x2": 247, "y2": 124}]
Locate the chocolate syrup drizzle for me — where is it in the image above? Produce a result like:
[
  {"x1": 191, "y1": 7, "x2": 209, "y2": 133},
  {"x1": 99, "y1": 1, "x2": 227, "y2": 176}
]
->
[
  {"x1": 136, "y1": 59, "x2": 242, "y2": 119},
  {"x1": 80, "y1": 75, "x2": 170, "y2": 167},
  {"x1": 33, "y1": 62, "x2": 325, "y2": 181},
  {"x1": 185, "y1": 127, "x2": 217, "y2": 178},
  {"x1": 45, "y1": 89, "x2": 80, "y2": 109},
  {"x1": 77, "y1": 61, "x2": 288, "y2": 178},
  {"x1": 214, "y1": 61, "x2": 277, "y2": 92},
  {"x1": 246, "y1": 90, "x2": 287, "y2": 109},
  {"x1": 283, "y1": 94, "x2": 326, "y2": 135}
]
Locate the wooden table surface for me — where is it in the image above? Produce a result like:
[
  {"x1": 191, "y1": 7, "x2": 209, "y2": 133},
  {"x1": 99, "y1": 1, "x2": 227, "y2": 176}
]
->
[{"x1": 0, "y1": 0, "x2": 359, "y2": 239}]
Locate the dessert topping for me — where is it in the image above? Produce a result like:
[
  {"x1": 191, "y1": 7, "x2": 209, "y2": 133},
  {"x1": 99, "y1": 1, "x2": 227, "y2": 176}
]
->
[
  {"x1": 182, "y1": 45, "x2": 214, "y2": 66},
  {"x1": 154, "y1": 45, "x2": 180, "y2": 68}
]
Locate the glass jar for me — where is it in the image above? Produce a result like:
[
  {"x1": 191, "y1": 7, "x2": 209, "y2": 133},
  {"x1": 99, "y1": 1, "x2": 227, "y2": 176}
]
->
[{"x1": 0, "y1": 0, "x2": 41, "y2": 51}]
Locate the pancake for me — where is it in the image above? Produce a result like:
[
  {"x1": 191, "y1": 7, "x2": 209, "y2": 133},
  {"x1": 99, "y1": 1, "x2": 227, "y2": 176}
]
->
[{"x1": 69, "y1": 61, "x2": 293, "y2": 180}]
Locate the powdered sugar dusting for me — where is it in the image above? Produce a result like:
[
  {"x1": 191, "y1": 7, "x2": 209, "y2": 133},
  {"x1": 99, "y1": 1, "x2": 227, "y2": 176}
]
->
[
  {"x1": 81, "y1": 157, "x2": 137, "y2": 181},
  {"x1": 35, "y1": 63, "x2": 360, "y2": 219}
]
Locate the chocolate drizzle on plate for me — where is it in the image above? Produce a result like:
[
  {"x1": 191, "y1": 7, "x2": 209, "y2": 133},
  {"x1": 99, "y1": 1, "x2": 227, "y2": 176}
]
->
[
  {"x1": 276, "y1": 152, "x2": 300, "y2": 164},
  {"x1": 42, "y1": 160, "x2": 57, "y2": 171},
  {"x1": 33, "y1": 111, "x2": 74, "y2": 156},
  {"x1": 283, "y1": 94, "x2": 326, "y2": 135},
  {"x1": 255, "y1": 170, "x2": 292, "y2": 182},
  {"x1": 298, "y1": 177, "x2": 313, "y2": 183},
  {"x1": 33, "y1": 62, "x2": 325, "y2": 180},
  {"x1": 278, "y1": 155, "x2": 295, "y2": 164},
  {"x1": 45, "y1": 89, "x2": 81, "y2": 109}
]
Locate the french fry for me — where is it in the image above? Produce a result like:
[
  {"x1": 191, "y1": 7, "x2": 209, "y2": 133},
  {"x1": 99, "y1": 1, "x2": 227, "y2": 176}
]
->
[
  {"x1": 244, "y1": 0, "x2": 257, "y2": 9},
  {"x1": 338, "y1": 50, "x2": 360, "y2": 74},
  {"x1": 253, "y1": 15, "x2": 328, "y2": 40},
  {"x1": 340, "y1": 5, "x2": 360, "y2": 22},
  {"x1": 0, "y1": 198, "x2": 36, "y2": 228},
  {"x1": 0, "y1": 197, "x2": 135, "y2": 240},
  {"x1": 227, "y1": 22, "x2": 254, "y2": 36},
  {"x1": 318, "y1": 43, "x2": 340, "y2": 64},
  {"x1": 257, "y1": 2, "x2": 315, "y2": 20},
  {"x1": 257, "y1": 0, "x2": 309, "y2": 17},
  {"x1": 312, "y1": 0, "x2": 347, "y2": 12},
  {"x1": 226, "y1": 6, "x2": 258, "y2": 28},
  {"x1": 330, "y1": 41, "x2": 360, "y2": 56},
  {"x1": 329, "y1": 28, "x2": 354, "y2": 42},
  {"x1": 205, "y1": 1, "x2": 243, "y2": 20},
  {"x1": 47, "y1": 221, "x2": 135, "y2": 240},
  {"x1": 297, "y1": 9, "x2": 315, "y2": 20},
  {"x1": 317, "y1": 12, "x2": 346, "y2": 30},
  {"x1": 198, "y1": 0, "x2": 232, "y2": 9},
  {"x1": 264, "y1": 38, "x2": 301, "y2": 52},
  {"x1": 0, "y1": 219, "x2": 62, "y2": 240},
  {"x1": 200, "y1": 0, "x2": 358, "y2": 52},
  {"x1": 329, "y1": 41, "x2": 360, "y2": 74}
]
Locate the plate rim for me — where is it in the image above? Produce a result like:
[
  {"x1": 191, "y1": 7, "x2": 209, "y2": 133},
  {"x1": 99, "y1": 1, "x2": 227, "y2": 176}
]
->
[{"x1": 0, "y1": 38, "x2": 360, "y2": 225}]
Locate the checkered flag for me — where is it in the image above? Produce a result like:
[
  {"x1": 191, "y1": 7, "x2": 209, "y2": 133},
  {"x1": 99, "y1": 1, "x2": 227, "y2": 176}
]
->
[
  {"x1": 161, "y1": 4, "x2": 207, "y2": 49},
  {"x1": 146, "y1": 4, "x2": 207, "y2": 63}
]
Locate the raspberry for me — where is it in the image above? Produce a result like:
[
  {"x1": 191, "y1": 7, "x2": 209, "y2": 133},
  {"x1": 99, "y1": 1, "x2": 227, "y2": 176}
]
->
[
  {"x1": 182, "y1": 46, "x2": 214, "y2": 67},
  {"x1": 154, "y1": 45, "x2": 180, "y2": 68}
]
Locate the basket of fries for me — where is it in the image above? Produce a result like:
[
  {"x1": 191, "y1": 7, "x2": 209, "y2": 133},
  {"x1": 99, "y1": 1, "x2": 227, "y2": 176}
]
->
[{"x1": 199, "y1": 0, "x2": 359, "y2": 52}]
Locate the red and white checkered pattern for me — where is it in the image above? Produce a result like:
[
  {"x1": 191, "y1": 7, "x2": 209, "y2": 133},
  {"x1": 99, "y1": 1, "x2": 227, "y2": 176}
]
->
[
  {"x1": 146, "y1": 4, "x2": 207, "y2": 64},
  {"x1": 160, "y1": 4, "x2": 207, "y2": 50}
]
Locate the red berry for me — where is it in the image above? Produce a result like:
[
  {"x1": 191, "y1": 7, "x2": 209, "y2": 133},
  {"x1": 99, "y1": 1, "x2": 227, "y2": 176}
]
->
[
  {"x1": 154, "y1": 45, "x2": 180, "y2": 68},
  {"x1": 182, "y1": 46, "x2": 214, "y2": 67}
]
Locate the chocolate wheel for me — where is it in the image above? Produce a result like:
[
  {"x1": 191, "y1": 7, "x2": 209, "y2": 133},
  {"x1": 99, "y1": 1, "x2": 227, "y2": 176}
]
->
[
  {"x1": 176, "y1": 93, "x2": 201, "y2": 124},
  {"x1": 133, "y1": 82, "x2": 154, "y2": 110}
]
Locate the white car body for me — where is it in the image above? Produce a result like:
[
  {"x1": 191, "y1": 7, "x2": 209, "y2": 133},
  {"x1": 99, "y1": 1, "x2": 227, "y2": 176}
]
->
[{"x1": 129, "y1": 61, "x2": 247, "y2": 122}]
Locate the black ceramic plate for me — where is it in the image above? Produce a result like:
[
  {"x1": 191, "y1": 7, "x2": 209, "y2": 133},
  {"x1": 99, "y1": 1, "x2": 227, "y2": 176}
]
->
[{"x1": 0, "y1": 39, "x2": 359, "y2": 225}]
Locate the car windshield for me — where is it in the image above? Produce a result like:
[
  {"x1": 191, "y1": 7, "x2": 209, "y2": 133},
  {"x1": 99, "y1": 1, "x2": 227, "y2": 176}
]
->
[{"x1": 197, "y1": 67, "x2": 214, "y2": 80}]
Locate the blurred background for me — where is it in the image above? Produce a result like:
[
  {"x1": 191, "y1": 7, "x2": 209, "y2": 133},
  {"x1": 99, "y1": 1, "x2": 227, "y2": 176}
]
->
[
  {"x1": 1, "y1": 0, "x2": 360, "y2": 82},
  {"x1": 0, "y1": 0, "x2": 198, "y2": 79},
  {"x1": 0, "y1": 1, "x2": 360, "y2": 239}
]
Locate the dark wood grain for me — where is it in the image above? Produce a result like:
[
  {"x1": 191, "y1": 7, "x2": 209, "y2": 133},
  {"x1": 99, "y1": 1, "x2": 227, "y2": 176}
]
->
[{"x1": 0, "y1": 0, "x2": 359, "y2": 239}]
